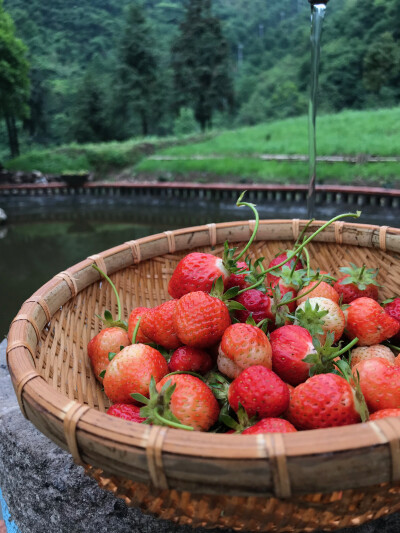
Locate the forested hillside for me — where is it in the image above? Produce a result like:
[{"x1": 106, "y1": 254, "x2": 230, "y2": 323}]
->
[{"x1": 2, "y1": 0, "x2": 400, "y2": 154}]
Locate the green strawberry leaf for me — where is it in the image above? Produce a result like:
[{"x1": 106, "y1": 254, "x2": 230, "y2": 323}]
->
[
  {"x1": 108, "y1": 352, "x2": 116, "y2": 361},
  {"x1": 99, "y1": 370, "x2": 106, "y2": 379}
]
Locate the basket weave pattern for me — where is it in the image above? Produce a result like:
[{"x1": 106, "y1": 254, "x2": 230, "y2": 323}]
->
[{"x1": 6, "y1": 220, "x2": 400, "y2": 532}]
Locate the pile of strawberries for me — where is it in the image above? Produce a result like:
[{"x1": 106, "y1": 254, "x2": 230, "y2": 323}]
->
[{"x1": 88, "y1": 198, "x2": 400, "y2": 435}]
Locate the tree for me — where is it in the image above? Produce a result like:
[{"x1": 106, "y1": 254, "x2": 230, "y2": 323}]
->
[
  {"x1": 0, "y1": 0, "x2": 30, "y2": 157},
  {"x1": 116, "y1": 2, "x2": 161, "y2": 136},
  {"x1": 171, "y1": 0, "x2": 234, "y2": 131}
]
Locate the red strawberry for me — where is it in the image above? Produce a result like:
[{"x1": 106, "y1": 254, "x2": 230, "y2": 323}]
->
[
  {"x1": 174, "y1": 291, "x2": 231, "y2": 348},
  {"x1": 350, "y1": 345, "x2": 395, "y2": 368},
  {"x1": 103, "y1": 344, "x2": 168, "y2": 403},
  {"x1": 346, "y1": 297, "x2": 400, "y2": 346},
  {"x1": 134, "y1": 374, "x2": 220, "y2": 432},
  {"x1": 333, "y1": 263, "x2": 379, "y2": 304},
  {"x1": 287, "y1": 373, "x2": 361, "y2": 429},
  {"x1": 228, "y1": 365, "x2": 290, "y2": 419},
  {"x1": 107, "y1": 403, "x2": 146, "y2": 423},
  {"x1": 266, "y1": 252, "x2": 303, "y2": 288},
  {"x1": 140, "y1": 300, "x2": 182, "y2": 350},
  {"x1": 296, "y1": 281, "x2": 339, "y2": 306},
  {"x1": 217, "y1": 323, "x2": 272, "y2": 379},
  {"x1": 369, "y1": 408, "x2": 400, "y2": 421},
  {"x1": 128, "y1": 306, "x2": 151, "y2": 344},
  {"x1": 225, "y1": 261, "x2": 251, "y2": 291},
  {"x1": 87, "y1": 327, "x2": 130, "y2": 384},
  {"x1": 383, "y1": 298, "x2": 400, "y2": 344},
  {"x1": 168, "y1": 252, "x2": 229, "y2": 299},
  {"x1": 269, "y1": 325, "x2": 314, "y2": 386},
  {"x1": 295, "y1": 297, "x2": 345, "y2": 344},
  {"x1": 242, "y1": 418, "x2": 297, "y2": 435},
  {"x1": 234, "y1": 289, "x2": 274, "y2": 324},
  {"x1": 353, "y1": 358, "x2": 400, "y2": 412},
  {"x1": 168, "y1": 346, "x2": 214, "y2": 375}
]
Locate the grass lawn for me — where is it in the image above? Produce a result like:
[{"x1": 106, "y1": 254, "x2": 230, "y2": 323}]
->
[{"x1": 4, "y1": 107, "x2": 400, "y2": 185}]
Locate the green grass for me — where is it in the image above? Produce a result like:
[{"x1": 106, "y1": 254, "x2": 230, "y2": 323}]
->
[
  {"x1": 142, "y1": 108, "x2": 400, "y2": 157},
  {"x1": 4, "y1": 133, "x2": 211, "y2": 175},
  {"x1": 4, "y1": 107, "x2": 400, "y2": 184},
  {"x1": 136, "y1": 158, "x2": 399, "y2": 185}
]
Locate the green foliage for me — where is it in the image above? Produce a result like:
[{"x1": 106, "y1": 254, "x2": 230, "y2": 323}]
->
[
  {"x1": 171, "y1": 0, "x2": 234, "y2": 131},
  {"x1": 173, "y1": 107, "x2": 199, "y2": 136},
  {"x1": 0, "y1": 0, "x2": 30, "y2": 156}
]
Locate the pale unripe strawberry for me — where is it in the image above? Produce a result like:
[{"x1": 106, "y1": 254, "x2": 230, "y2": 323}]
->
[
  {"x1": 217, "y1": 323, "x2": 272, "y2": 379},
  {"x1": 350, "y1": 345, "x2": 395, "y2": 368},
  {"x1": 295, "y1": 297, "x2": 345, "y2": 344}
]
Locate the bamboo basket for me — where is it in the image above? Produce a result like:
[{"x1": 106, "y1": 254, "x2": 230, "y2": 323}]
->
[{"x1": 6, "y1": 219, "x2": 400, "y2": 532}]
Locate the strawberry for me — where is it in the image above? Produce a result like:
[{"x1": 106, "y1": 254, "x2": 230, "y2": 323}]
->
[
  {"x1": 346, "y1": 297, "x2": 400, "y2": 346},
  {"x1": 269, "y1": 325, "x2": 314, "y2": 386},
  {"x1": 169, "y1": 192, "x2": 265, "y2": 299},
  {"x1": 103, "y1": 344, "x2": 168, "y2": 403},
  {"x1": 168, "y1": 346, "x2": 214, "y2": 374},
  {"x1": 87, "y1": 327, "x2": 130, "y2": 384},
  {"x1": 383, "y1": 297, "x2": 400, "y2": 344},
  {"x1": 140, "y1": 299, "x2": 182, "y2": 350},
  {"x1": 168, "y1": 252, "x2": 230, "y2": 299},
  {"x1": 242, "y1": 418, "x2": 297, "y2": 435},
  {"x1": 217, "y1": 323, "x2": 272, "y2": 379},
  {"x1": 333, "y1": 263, "x2": 380, "y2": 304},
  {"x1": 296, "y1": 281, "x2": 339, "y2": 306},
  {"x1": 107, "y1": 403, "x2": 146, "y2": 423},
  {"x1": 225, "y1": 261, "x2": 250, "y2": 291},
  {"x1": 295, "y1": 297, "x2": 345, "y2": 344},
  {"x1": 133, "y1": 374, "x2": 220, "y2": 432},
  {"x1": 350, "y1": 344, "x2": 395, "y2": 368},
  {"x1": 287, "y1": 373, "x2": 361, "y2": 429},
  {"x1": 234, "y1": 289, "x2": 274, "y2": 324},
  {"x1": 174, "y1": 285, "x2": 231, "y2": 348},
  {"x1": 128, "y1": 306, "x2": 151, "y2": 344},
  {"x1": 369, "y1": 408, "x2": 400, "y2": 421},
  {"x1": 266, "y1": 252, "x2": 303, "y2": 288},
  {"x1": 228, "y1": 365, "x2": 290, "y2": 419},
  {"x1": 353, "y1": 358, "x2": 400, "y2": 412}
]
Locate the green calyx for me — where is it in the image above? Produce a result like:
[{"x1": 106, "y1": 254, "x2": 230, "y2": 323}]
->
[
  {"x1": 131, "y1": 377, "x2": 194, "y2": 431},
  {"x1": 219, "y1": 403, "x2": 255, "y2": 433},
  {"x1": 302, "y1": 334, "x2": 359, "y2": 377},
  {"x1": 210, "y1": 276, "x2": 247, "y2": 313},
  {"x1": 293, "y1": 299, "x2": 328, "y2": 338},
  {"x1": 339, "y1": 263, "x2": 380, "y2": 290},
  {"x1": 204, "y1": 371, "x2": 232, "y2": 411},
  {"x1": 268, "y1": 264, "x2": 307, "y2": 292},
  {"x1": 92, "y1": 265, "x2": 128, "y2": 331}
]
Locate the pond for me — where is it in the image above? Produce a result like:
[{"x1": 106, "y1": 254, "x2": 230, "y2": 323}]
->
[{"x1": 0, "y1": 193, "x2": 399, "y2": 336}]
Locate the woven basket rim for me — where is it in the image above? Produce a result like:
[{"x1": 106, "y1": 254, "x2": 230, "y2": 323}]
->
[{"x1": 6, "y1": 218, "x2": 400, "y2": 498}]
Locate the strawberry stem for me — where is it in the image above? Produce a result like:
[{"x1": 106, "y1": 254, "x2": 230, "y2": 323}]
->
[
  {"x1": 131, "y1": 316, "x2": 141, "y2": 344},
  {"x1": 263, "y1": 212, "x2": 361, "y2": 275},
  {"x1": 154, "y1": 407, "x2": 194, "y2": 431},
  {"x1": 277, "y1": 276, "x2": 325, "y2": 307},
  {"x1": 92, "y1": 264, "x2": 123, "y2": 323},
  {"x1": 331, "y1": 337, "x2": 358, "y2": 359},
  {"x1": 384, "y1": 342, "x2": 400, "y2": 352},
  {"x1": 234, "y1": 191, "x2": 260, "y2": 262}
]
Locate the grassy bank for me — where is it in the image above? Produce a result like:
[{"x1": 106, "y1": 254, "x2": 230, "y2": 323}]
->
[{"x1": 4, "y1": 107, "x2": 400, "y2": 185}]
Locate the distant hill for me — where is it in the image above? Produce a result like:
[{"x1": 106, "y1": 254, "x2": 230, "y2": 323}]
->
[{"x1": 2, "y1": 0, "x2": 400, "y2": 150}]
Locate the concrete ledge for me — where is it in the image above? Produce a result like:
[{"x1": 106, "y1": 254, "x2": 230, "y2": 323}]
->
[{"x1": 1, "y1": 339, "x2": 400, "y2": 533}]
